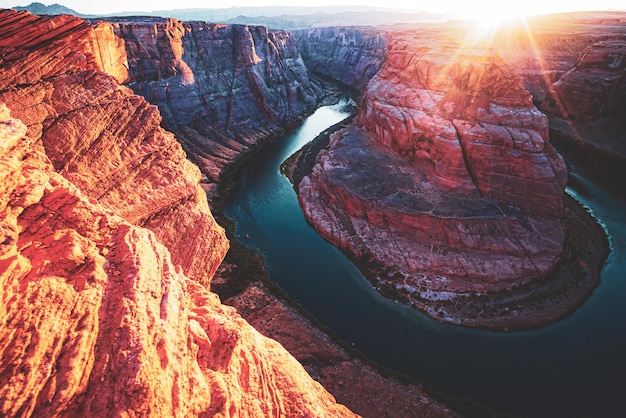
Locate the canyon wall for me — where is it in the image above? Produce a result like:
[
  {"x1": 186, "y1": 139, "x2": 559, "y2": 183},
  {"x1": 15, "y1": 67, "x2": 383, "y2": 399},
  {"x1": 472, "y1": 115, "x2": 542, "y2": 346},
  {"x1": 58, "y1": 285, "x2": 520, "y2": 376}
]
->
[
  {"x1": 0, "y1": 10, "x2": 355, "y2": 416},
  {"x1": 105, "y1": 17, "x2": 323, "y2": 197},
  {"x1": 0, "y1": 10, "x2": 227, "y2": 286},
  {"x1": 485, "y1": 14, "x2": 626, "y2": 194},
  {"x1": 542, "y1": 40, "x2": 626, "y2": 122},
  {"x1": 295, "y1": 27, "x2": 386, "y2": 92},
  {"x1": 539, "y1": 29, "x2": 626, "y2": 191}
]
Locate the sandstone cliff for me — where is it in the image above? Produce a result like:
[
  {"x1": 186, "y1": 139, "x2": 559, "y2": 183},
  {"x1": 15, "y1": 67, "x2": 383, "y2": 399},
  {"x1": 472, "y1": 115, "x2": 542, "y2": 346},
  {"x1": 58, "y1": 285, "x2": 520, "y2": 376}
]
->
[
  {"x1": 0, "y1": 10, "x2": 228, "y2": 286},
  {"x1": 103, "y1": 17, "x2": 323, "y2": 197},
  {"x1": 295, "y1": 27, "x2": 386, "y2": 92},
  {"x1": 296, "y1": 30, "x2": 605, "y2": 329},
  {"x1": 0, "y1": 104, "x2": 354, "y2": 417}
]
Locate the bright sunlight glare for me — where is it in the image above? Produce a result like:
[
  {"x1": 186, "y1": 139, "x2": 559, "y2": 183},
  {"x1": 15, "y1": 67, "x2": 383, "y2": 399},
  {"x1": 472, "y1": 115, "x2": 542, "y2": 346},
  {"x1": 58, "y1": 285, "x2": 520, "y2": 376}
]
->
[{"x1": 466, "y1": 5, "x2": 530, "y2": 31}]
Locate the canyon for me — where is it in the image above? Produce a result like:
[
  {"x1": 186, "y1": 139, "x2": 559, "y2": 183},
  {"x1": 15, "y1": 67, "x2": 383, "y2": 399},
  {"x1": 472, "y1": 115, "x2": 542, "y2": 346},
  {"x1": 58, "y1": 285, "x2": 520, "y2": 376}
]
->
[
  {"x1": 111, "y1": 16, "x2": 324, "y2": 199},
  {"x1": 0, "y1": 9, "x2": 452, "y2": 417},
  {"x1": 0, "y1": 5, "x2": 623, "y2": 417}
]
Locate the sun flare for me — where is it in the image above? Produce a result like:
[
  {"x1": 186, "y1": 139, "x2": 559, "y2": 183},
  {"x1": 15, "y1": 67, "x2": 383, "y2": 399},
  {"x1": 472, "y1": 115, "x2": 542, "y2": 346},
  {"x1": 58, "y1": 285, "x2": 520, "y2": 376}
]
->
[{"x1": 468, "y1": 6, "x2": 528, "y2": 32}]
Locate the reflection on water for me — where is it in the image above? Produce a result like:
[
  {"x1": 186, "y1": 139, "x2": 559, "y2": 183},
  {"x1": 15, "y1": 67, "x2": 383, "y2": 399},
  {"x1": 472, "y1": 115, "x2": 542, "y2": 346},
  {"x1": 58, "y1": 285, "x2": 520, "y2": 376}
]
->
[{"x1": 225, "y1": 102, "x2": 626, "y2": 417}]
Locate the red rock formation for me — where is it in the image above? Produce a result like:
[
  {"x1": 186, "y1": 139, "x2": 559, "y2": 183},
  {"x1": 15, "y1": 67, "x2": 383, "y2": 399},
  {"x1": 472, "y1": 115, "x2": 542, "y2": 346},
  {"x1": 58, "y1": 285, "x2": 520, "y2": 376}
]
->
[
  {"x1": 0, "y1": 105, "x2": 354, "y2": 417},
  {"x1": 359, "y1": 35, "x2": 567, "y2": 213},
  {"x1": 298, "y1": 31, "x2": 572, "y2": 326},
  {"x1": 0, "y1": 10, "x2": 228, "y2": 285}
]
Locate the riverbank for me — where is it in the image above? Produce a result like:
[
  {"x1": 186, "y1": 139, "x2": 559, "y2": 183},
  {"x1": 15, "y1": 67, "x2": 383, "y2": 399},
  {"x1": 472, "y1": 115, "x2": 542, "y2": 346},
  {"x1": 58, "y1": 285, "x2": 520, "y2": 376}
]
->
[{"x1": 284, "y1": 122, "x2": 610, "y2": 332}]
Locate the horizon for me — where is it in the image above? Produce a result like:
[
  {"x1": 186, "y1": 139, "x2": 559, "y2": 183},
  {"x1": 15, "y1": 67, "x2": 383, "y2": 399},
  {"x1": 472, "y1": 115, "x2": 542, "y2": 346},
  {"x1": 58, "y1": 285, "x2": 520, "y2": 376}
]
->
[{"x1": 1, "y1": 0, "x2": 625, "y2": 19}]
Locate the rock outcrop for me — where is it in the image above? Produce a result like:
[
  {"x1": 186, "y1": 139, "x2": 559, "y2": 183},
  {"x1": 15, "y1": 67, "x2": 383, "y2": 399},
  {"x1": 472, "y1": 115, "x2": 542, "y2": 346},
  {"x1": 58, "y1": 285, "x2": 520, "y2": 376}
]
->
[
  {"x1": 296, "y1": 27, "x2": 386, "y2": 92},
  {"x1": 103, "y1": 17, "x2": 323, "y2": 197},
  {"x1": 0, "y1": 10, "x2": 228, "y2": 286},
  {"x1": 296, "y1": 30, "x2": 605, "y2": 328},
  {"x1": 0, "y1": 104, "x2": 354, "y2": 417}
]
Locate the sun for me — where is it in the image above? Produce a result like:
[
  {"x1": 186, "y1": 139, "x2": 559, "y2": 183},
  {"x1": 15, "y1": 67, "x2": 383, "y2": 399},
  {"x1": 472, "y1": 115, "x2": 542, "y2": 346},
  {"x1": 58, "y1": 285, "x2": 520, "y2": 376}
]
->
[
  {"x1": 467, "y1": 6, "x2": 528, "y2": 32},
  {"x1": 459, "y1": 5, "x2": 534, "y2": 43}
]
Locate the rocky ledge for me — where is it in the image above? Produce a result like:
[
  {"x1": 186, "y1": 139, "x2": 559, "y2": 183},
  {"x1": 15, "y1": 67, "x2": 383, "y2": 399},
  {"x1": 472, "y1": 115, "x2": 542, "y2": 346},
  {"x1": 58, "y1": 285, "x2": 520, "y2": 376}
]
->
[{"x1": 295, "y1": 31, "x2": 608, "y2": 330}]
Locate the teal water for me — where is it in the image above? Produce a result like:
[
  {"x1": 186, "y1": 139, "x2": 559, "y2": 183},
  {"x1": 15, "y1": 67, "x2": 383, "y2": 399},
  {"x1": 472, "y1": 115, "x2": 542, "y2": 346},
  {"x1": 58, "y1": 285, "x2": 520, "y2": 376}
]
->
[{"x1": 224, "y1": 102, "x2": 626, "y2": 417}]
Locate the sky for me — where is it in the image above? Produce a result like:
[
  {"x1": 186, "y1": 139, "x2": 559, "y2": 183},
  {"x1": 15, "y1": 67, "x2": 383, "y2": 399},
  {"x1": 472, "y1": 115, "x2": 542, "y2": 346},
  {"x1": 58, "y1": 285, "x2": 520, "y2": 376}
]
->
[{"x1": 0, "y1": 0, "x2": 624, "y2": 17}]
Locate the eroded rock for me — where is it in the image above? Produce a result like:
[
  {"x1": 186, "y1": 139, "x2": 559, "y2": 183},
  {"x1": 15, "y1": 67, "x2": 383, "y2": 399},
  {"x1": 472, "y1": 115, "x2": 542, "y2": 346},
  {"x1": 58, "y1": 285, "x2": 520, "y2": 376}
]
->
[{"x1": 0, "y1": 97, "x2": 354, "y2": 418}]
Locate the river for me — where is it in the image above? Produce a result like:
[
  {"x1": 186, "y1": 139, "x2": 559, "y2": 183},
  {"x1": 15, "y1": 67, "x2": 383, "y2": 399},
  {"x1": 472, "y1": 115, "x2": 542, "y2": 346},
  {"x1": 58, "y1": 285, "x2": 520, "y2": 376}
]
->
[{"x1": 224, "y1": 100, "x2": 626, "y2": 417}]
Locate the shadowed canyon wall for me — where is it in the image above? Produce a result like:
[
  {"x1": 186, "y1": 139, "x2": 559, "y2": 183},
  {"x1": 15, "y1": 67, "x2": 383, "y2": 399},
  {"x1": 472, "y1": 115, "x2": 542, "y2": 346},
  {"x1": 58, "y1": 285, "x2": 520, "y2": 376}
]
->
[
  {"x1": 295, "y1": 27, "x2": 386, "y2": 92},
  {"x1": 107, "y1": 16, "x2": 323, "y2": 197},
  {"x1": 0, "y1": 10, "x2": 356, "y2": 416},
  {"x1": 536, "y1": 16, "x2": 626, "y2": 190}
]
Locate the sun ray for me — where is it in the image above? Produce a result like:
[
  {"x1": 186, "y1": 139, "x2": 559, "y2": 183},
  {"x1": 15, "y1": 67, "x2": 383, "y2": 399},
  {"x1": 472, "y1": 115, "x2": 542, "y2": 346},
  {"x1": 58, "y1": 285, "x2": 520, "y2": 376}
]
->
[{"x1": 517, "y1": 16, "x2": 586, "y2": 146}]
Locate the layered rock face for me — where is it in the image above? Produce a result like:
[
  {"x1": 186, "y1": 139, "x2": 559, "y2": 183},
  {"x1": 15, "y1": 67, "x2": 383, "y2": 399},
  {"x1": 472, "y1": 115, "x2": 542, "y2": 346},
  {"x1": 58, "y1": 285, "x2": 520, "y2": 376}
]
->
[
  {"x1": 540, "y1": 34, "x2": 626, "y2": 185},
  {"x1": 0, "y1": 105, "x2": 354, "y2": 417},
  {"x1": 0, "y1": 10, "x2": 228, "y2": 285},
  {"x1": 298, "y1": 32, "x2": 571, "y2": 325},
  {"x1": 481, "y1": 13, "x2": 626, "y2": 194},
  {"x1": 296, "y1": 27, "x2": 386, "y2": 92},
  {"x1": 106, "y1": 17, "x2": 322, "y2": 196}
]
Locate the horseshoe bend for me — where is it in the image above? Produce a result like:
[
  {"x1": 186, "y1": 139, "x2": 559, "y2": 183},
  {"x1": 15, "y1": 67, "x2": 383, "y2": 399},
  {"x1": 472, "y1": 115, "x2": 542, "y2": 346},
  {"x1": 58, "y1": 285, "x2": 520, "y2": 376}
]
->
[
  {"x1": 294, "y1": 29, "x2": 608, "y2": 330},
  {"x1": 0, "y1": 5, "x2": 623, "y2": 417}
]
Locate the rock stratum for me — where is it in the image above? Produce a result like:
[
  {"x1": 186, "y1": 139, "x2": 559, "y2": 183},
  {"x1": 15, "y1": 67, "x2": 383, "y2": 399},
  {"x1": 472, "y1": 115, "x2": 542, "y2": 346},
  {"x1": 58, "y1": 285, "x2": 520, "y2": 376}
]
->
[
  {"x1": 0, "y1": 10, "x2": 227, "y2": 287},
  {"x1": 296, "y1": 26, "x2": 608, "y2": 329},
  {"x1": 0, "y1": 10, "x2": 356, "y2": 417},
  {"x1": 295, "y1": 27, "x2": 386, "y2": 92},
  {"x1": 107, "y1": 16, "x2": 323, "y2": 198}
]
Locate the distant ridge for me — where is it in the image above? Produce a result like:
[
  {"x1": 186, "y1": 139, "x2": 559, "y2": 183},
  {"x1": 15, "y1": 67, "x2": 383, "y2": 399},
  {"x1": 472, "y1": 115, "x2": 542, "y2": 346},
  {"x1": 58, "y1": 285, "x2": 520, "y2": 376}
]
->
[
  {"x1": 9, "y1": 3, "x2": 452, "y2": 28},
  {"x1": 13, "y1": 2, "x2": 85, "y2": 17}
]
